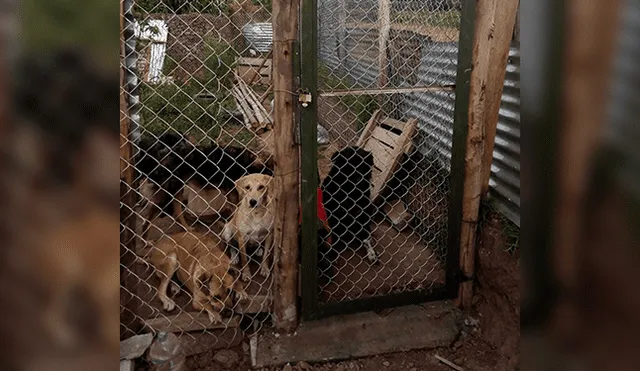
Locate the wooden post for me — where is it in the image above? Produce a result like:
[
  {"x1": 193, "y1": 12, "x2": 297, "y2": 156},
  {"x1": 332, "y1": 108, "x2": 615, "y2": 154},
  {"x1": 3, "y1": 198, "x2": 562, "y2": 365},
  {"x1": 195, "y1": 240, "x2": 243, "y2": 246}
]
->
[
  {"x1": 458, "y1": 0, "x2": 519, "y2": 308},
  {"x1": 554, "y1": 0, "x2": 620, "y2": 309},
  {"x1": 477, "y1": 0, "x2": 520, "y2": 197},
  {"x1": 337, "y1": 0, "x2": 347, "y2": 61},
  {"x1": 272, "y1": 0, "x2": 300, "y2": 333},
  {"x1": 120, "y1": 0, "x2": 133, "y2": 184},
  {"x1": 377, "y1": 0, "x2": 390, "y2": 88},
  {"x1": 120, "y1": 0, "x2": 142, "y2": 337}
]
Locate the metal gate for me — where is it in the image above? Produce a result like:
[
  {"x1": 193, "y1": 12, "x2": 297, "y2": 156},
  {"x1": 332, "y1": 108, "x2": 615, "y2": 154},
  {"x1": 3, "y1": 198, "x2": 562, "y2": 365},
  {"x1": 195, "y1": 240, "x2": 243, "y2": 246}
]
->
[{"x1": 299, "y1": 0, "x2": 475, "y2": 319}]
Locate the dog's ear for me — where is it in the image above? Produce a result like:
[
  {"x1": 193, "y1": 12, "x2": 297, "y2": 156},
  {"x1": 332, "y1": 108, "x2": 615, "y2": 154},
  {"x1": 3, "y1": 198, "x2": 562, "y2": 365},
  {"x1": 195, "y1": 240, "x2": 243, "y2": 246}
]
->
[{"x1": 235, "y1": 177, "x2": 248, "y2": 196}]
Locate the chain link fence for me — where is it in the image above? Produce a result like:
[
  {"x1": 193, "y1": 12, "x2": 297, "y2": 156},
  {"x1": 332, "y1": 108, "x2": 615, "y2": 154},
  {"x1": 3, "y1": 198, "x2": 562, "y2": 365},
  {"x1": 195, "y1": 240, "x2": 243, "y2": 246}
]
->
[
  {"x1": 120, "y1": 0, "x2": 276, "y2": 346},
  {"x1": 314, "y1": 0, "x2": 462, "y2": 304}
]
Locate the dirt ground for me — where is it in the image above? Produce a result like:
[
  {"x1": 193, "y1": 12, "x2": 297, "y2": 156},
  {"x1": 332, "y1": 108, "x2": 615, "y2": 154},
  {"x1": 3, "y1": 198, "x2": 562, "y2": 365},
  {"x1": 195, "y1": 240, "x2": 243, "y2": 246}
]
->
[{"x1": 183, "y1": 210, "x2": 519, "y2": 371}]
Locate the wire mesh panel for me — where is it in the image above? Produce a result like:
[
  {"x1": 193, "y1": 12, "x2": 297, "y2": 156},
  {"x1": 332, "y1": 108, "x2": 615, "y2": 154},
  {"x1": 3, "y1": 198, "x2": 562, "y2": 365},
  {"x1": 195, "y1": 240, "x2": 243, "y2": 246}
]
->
[
  {"x1": 304, "y1": 0, "x2": 465, "y2": 317},
  {"x1": 120, "y1": 0, "x2": 276, "y2": 346}
]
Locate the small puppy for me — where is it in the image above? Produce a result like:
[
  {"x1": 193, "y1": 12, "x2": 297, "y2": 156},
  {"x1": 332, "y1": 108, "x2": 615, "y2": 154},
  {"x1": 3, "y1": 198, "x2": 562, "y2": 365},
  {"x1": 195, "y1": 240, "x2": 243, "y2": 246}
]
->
[
  {"x1": 144, "y1": 231, "x2": 248, "y2": 323},
  {"x1": 222, "y1": 174, "x2": 275, "y2": 281}
]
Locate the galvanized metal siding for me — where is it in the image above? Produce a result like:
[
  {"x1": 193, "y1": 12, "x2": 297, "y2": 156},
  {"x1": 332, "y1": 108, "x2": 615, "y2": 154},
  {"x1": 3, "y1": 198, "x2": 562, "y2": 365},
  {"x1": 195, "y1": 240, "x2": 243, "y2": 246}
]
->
[
  {"x1": 242, "y1": 22, "x2": 273, "y2": 53},
  {"x1": 607, "y1": 0, "x2": 640, "y2": 202},
  {"x1": 318, "y1": 29, "x2": 522, "y2": 226}
]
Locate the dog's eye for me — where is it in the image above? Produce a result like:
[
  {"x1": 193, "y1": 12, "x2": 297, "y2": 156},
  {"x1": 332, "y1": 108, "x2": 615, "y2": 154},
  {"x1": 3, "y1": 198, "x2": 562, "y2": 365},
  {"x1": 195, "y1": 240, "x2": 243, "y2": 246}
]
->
[
  {"x1": 257, "y1": 185, "x2": 265, "y2": 191},
  {"x1": 245, "y1": 185, "x2": 251, "y2": 190}
]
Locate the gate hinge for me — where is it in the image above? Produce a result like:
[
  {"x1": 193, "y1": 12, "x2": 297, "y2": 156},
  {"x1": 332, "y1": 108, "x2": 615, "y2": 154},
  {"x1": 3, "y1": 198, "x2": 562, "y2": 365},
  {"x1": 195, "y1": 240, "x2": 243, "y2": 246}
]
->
[{"x1": 298, "y1": 88, "x2": 312, "y2": 107}]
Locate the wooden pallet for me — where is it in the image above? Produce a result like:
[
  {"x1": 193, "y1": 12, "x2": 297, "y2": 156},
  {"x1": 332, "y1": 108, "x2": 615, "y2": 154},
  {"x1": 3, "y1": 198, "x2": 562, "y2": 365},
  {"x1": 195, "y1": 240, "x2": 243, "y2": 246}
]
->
[
  {"x1": 236, "y1": 56, "x2": 272, "y2": 86},
  {"x1": 356, "y1": 110, "x2": 418, "y2": 202}
]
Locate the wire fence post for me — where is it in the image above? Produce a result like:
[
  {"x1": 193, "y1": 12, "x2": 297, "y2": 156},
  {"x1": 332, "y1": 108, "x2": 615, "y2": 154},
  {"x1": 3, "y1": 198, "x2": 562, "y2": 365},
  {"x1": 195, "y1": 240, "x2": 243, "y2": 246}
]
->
[{"x1": 272, "y1": 0, "x2": 301, "y2": 333}]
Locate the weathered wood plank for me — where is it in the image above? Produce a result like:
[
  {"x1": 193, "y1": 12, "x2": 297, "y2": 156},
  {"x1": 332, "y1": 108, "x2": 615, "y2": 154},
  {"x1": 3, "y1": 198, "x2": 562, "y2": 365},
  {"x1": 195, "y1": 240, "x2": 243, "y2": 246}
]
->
[
  {"x1": 355, "y1": 109, "x2": 382, "y2": 147},
  {"x1": 370, "y1": 126, "x2": 400, "y2": 148},
  {"x1": 179, "y1": 330, "x2": 244, "y2": 356},
  {"x1": 143, "y1": 313, "x2": 239, "y2": 333},
  {"x1": 253, "y1": 302, "x2": 461, "y2": 367}
]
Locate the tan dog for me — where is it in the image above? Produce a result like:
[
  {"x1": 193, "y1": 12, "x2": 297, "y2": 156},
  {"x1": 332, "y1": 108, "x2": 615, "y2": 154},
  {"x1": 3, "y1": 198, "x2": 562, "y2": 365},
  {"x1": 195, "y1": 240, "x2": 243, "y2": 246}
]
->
[
  {"x1": 222, "y1": 174, "x2": 275, "y2": 281},
  {"x1": 33, "y1": 207, "x2": 120, "y2": 353},
  {"x1": 144, "y1": 231, "x2": 248, "y2": 323}
]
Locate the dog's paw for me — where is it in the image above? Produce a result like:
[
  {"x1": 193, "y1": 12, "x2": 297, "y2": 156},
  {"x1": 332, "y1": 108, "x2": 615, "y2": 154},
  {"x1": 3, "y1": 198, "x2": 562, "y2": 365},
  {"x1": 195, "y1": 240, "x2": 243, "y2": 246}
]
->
[
  {"x1": 255, "y1": 248, "x2": 264, "y2": 257},
  {"x1": 241, "y1": 270, "x2": 252, "y2": 282},
  {"x1": 259, "y1": 266, "x2": 271, "y2": 278},
  {"x1": 207, "y1": 311, "x2": 223, "y2": 324},
  {"x1": 230, "y1": 252, "x2": 239, "y2": 265},
  {"x1": 169, "y1": 282, "x2": 180, "y2": 296},
  {"x1": 161, "y1": 298, "x2": 176, "y2": 312},
  {"x1": 236, "y1": 290, "x2": 249, "y2": 301}
]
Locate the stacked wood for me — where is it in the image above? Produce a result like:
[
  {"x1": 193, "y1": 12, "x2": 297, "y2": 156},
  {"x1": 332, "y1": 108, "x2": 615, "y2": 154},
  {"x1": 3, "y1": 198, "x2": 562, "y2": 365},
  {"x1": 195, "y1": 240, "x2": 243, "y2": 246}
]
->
[{"x1": 231, "y1": 72, "x2": 274, "y2": 133}]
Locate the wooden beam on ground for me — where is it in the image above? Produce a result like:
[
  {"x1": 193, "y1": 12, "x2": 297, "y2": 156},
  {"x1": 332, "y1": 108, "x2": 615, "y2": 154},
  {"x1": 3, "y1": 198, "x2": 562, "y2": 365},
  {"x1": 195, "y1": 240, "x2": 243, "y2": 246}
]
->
[
  {"x1": 143, "y1": 313, "x2": 239, "y2": 333},
  {"x1": 252, "y1": 302, "x2": 462, "y2": 368},
  {"x1": 271, "y1": 0, "x2": 300, "y2": 333},
  {"x1": 456, "y1": 0, "x2": 519, "y2": 309},
  {"x1": 178, "y1": 330, "x2": 244, "y2": 356},
  {"x1": 478, "y1": 0, "x2": 520, "y2": 197}
]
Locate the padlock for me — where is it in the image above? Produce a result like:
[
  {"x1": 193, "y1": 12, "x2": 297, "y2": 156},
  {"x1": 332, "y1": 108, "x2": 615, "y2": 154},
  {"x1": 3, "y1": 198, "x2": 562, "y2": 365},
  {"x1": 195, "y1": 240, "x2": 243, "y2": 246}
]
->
[{"x1": 298, "y1": 89, "x2": 312, "y2": 108}]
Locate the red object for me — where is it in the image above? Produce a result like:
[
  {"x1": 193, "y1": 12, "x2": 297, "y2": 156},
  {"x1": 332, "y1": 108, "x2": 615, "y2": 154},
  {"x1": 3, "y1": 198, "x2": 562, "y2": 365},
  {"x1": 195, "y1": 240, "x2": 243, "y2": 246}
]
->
[{"x1": 299, "y1": 188, "x2": 328, "y2": 225}]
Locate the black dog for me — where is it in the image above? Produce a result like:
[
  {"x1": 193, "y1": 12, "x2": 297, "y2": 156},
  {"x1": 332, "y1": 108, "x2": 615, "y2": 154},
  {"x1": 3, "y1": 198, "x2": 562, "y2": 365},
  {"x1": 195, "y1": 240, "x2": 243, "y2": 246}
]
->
[
  {"x1": 321, "y1": 146, "x2": 378, "y2": 264},
  {"x1": 134, "y1": 132, "x2": 273, "y2": 227},
  {"x1": 180, "y1": 142, "x2": 272, "y2": 191},
  {"x1": 134, "y1": 132, "x2": 193, "y2": 230}
]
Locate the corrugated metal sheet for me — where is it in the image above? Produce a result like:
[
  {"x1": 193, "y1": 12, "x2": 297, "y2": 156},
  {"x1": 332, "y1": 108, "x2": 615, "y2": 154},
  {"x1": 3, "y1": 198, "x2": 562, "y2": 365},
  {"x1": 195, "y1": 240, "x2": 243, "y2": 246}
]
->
[
  {"x1": 318, "y1": 26, "x2": 521, "y2": 226},
  {"x1": 607, "y1": 1, "x2": 640, "y2": 202},
  {"x1": 242, "y1": 22, "x2": 273, "y2": 53}
]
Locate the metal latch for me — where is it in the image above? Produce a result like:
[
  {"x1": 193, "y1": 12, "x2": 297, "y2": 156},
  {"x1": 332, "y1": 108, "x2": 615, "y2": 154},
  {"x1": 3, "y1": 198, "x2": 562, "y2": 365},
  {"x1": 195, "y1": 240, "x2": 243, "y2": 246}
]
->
[{"x1": 298, "y1": 89, "x2": 312, "y2": 107}]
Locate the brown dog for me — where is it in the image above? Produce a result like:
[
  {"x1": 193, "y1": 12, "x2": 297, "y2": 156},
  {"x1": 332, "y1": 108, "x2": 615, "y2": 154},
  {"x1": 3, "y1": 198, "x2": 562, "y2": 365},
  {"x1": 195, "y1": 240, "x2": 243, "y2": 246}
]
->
[
  {"x1": 222, "y1": 174, "x2": 275, "y2": 281},
  {"x1": 144, "y1": 231, "x2": 248, "y2": 323},
  {"x1": 32, "y1": 206, "x2": 120, "y2": 353}
]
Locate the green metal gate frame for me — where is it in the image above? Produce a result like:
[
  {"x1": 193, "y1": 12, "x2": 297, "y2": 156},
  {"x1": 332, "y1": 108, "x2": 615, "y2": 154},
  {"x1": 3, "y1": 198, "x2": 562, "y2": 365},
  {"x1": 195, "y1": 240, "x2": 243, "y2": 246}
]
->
[{"x1": 298, "y1": 0, "x2": 477, "y2": 321}]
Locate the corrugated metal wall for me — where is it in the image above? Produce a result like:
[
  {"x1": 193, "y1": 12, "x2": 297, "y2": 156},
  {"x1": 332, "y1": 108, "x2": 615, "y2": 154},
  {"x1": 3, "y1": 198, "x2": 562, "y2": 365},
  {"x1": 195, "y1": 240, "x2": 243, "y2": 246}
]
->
[
  {"x1": 607, "y1": 0, "x2": 640, "y2": 202},
  {"x1": 318, "y1": 23, "x2": 521, "y2": 226}
]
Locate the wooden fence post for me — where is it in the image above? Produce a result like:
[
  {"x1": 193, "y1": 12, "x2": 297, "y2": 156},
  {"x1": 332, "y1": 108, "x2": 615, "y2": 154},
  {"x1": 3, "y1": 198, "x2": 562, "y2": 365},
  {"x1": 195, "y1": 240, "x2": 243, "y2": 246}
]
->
[
  {"x1": 120, "y1": 0, "x2": 142, "y2": 337},
  {"x1": 272, "y1": 0, "x2": 300, "y2": 333},
  {"x1": 552, "y1": 0, "x2": 620, "y2": 334},
  {"x1": 377, "y1": 0, "x2": 390, "y2": 88},
  {"x1": 477, "y1": 0, "x2": 520, "y2": 197},
  {"x1": 458, "y1": 0, "x2": 519, "y2": 308}
]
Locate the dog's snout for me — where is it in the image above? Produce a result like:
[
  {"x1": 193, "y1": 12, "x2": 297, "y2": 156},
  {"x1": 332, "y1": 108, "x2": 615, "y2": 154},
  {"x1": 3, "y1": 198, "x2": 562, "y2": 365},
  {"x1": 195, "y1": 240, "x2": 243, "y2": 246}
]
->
[{"x1": 249, "y1": 199, "x2": 258, "y2": 208}]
